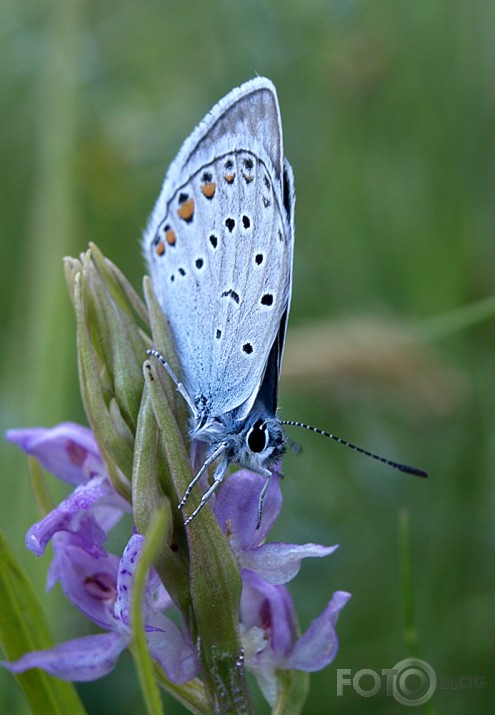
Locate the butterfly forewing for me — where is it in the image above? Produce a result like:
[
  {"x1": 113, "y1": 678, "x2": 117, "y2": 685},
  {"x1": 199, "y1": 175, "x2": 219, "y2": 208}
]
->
[{"x1": 145, "y1": 79, "x2": 294, "y2": 418}]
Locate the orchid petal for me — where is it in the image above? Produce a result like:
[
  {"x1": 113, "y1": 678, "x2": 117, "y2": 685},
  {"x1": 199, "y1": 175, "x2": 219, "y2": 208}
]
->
[
  {"x1": 240, "y1": 542, "x2": 338, "y2": 584},
  {"x1": 115, "y1": 534, "x2": 199, "y2": 684},
  {"x1": 240, "y1": 570, "x2": 297, "y2": 658},
  {"x1": 25, "y1": 474, "x2": 129, "y2": 558},
  {"x1": 25, "y1": 476, "x2": 110, "y2": 557},
  {"x1": 6, "y1": 423, "x2": 102, "y2": 485},
  {"x1": 214, "y1": 469, "x2": 282, "y2": 551},
  {"x1": 2, "y1": 632, "x2": 126, "y2": 681},
  {"x1": 55, "y1": 541, "x2": 120, "y2": 630},
  {"x1": 114, "y1": 534, "x2": 144, "y2": 627},
  {"x1": 286, "y1": 590, "x2": 351, "y2": 671},
  {"x1": 146, "y1": 614, "x2": 199, "y2": 684}
]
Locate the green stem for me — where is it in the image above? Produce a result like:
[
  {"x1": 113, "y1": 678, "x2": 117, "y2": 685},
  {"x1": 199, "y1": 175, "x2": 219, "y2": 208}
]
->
[
  {"x1": 398, "y1": 509, "x2": 419, "y2": 658},
  {"x1": 398, "y1": 510, "x2": 438, "y2": 715},
  {"x1": 131, "y1": 509, "x2": 168, "y2": 715}
]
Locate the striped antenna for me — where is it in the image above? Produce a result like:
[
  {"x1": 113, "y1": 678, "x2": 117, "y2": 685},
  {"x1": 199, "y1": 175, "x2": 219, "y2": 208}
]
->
[{"x1": 280, "y1": 420, "x2": 428, "y2": 478}]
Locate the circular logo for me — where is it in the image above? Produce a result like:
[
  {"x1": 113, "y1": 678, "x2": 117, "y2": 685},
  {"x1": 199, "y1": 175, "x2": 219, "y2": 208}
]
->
[{"x1": 392, "y1": 658, "x2": 437, "y2": 706}]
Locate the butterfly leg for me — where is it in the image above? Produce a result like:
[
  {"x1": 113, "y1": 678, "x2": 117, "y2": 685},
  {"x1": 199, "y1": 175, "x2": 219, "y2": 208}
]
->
[
  {"x1": 147, "y1": 349, "x2": 200, "y2": 420},
  {"x1": 178, "y1": 441, "x2": 226, "y2": 510},
  {"x1": 183, "y1": 455, "x2": 228, "y2": 526}
]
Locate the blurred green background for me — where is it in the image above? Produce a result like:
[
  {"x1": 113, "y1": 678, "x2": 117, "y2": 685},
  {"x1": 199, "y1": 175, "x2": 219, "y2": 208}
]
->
[{"x1": 1, "y1": 0, "x2": 494, "y2": 713}]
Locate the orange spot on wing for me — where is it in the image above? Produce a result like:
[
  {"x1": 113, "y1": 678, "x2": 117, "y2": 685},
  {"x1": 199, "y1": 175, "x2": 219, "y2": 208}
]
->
[
  {"x1": 177, "y1": 198, "x2": 194, "y2": 221},
  {"x1": 165, "y1": 229, "x2": 176, "y2": 246},
  {"x1": 201, "y1": 182, "x2": 216, "y2": 198},
  {"x1": 224, "y1": 173, "x2": 235, "y2": 184},
  {"x1": 156, "y1": 241, "x2": 165, "y2": 256}
]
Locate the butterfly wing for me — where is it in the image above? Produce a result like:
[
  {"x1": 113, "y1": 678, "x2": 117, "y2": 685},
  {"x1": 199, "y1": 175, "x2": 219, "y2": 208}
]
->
[{"x1": 144, "y1": 78, "x2": 294, "y2": 418}]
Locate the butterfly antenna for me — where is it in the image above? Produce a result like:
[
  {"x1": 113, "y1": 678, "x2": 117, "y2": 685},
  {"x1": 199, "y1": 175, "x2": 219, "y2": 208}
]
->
[{"x1": 281, "y1": 420, "x2": 427, "y2": 478}]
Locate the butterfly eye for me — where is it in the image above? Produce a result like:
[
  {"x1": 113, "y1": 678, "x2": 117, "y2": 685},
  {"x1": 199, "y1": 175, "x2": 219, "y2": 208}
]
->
[{"x1": 247, "y1": 419, "x2": 268, "y2": 454}]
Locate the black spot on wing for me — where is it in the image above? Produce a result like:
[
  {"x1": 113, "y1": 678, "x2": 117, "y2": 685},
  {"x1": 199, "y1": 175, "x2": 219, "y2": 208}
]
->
[{"x1": 221, "y1": 289, "x2": 240, "y2": 304}]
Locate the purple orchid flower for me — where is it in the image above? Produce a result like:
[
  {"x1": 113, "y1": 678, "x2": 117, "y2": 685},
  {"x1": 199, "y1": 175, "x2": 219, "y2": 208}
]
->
[
  {"x1": 212, "y1": 469, "x2": 351, "y2": 703},
  {"x1": 6, "y1": 424, "x2": 130, "y2": 559},
  {"x1": 2, "y1": 534, "x2": 199, "y2": 684},
  {"x1": 240, "y1": 569, "x2": 351, "y2": 705},
  {"x1": 5, "y1": 421, "x2": 350, "y2": 703},
  {"x1": 213, "y1": 468, "x2": 338, "y2": 583},
  {"x1": 7, "y1": 423, "x2": 102, "y2": 486}
]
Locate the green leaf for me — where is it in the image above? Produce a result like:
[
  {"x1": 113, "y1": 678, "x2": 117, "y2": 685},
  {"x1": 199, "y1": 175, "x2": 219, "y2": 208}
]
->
[
  {"x1": 28, "y1": 457, "x2": 55, "y2": 518},
  {"x1": 132, "y1": 381, "x2": 192, "y2": 616},
  {"x1": 144, "y1": 276, "x2": 189, "y2": 435},
  {"x1": 0, "y1": 530, "x2": 87, "y2": 715},
  {"x1": 153, "y1": 669, "x2": 210, "y2": 715},
  {"x1": 272, "y1": 669, "x2": 309, "y2": 715},
  {"x1": 144, "y1": 360, "x2": 254, "y2": 713},
  {"x1": 74, "y1": 264, "x2": 132, "y2": 499},
  {"x1": 90, "y1": 242, "x2": 150, "y2": 327}
]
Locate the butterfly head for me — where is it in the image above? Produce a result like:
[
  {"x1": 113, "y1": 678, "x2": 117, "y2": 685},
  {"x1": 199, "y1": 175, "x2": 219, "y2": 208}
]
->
[
  {"x1": 239, "y1": 416, "x2": 286, "y2": 473},
  {"x1": 191, "y1": 411, "x2": 286, "y2": 476}
]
